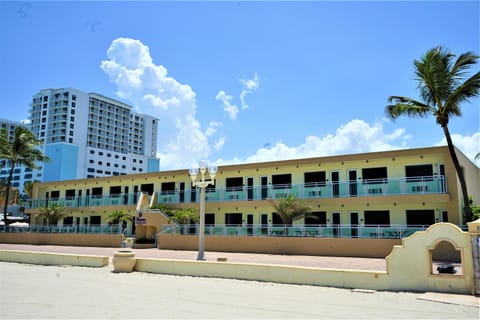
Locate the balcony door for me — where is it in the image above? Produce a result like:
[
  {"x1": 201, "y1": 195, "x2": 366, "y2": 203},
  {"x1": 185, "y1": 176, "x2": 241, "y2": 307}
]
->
[
  {"x1": 331, "y1": 171, "x2": 340, "y2": 197},
  {"x1": 348, "y1": 170, "x2": 357, "y2": 196},
  {"x1": 247, "y1": 177, "x2": 254, "y2": 200}
]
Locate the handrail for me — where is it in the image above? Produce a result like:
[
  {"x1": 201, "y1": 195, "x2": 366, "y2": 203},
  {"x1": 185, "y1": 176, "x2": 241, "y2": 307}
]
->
[
  {"x1": 25, "y1": 175, "x2": 447, "y2": 209},
  {"x1": 159, "y1": 223, "x2": 430, "y2": 239}
]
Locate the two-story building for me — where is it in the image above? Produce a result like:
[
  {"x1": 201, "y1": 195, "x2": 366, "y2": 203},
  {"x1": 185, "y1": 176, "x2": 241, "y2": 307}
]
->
[{"x1": 27, "y1": 145, "x2": 479, "y2": 238}]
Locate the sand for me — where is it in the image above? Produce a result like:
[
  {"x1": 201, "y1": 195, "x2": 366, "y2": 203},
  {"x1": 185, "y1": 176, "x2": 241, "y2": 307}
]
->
[{"x1": 0, "y1": 261, "x2": 478, "y2": 319}]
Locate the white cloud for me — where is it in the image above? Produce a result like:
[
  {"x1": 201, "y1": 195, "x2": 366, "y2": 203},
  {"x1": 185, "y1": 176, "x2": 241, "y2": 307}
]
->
[
  {"x1": 217, "y1": 119, "x2": 411, "y2": 165},
  {"x1": 100, "y1": 37, "x2": 221, "y2": 169},
  {"x1": 205, "y1": 121, "x2": 223, "y2": 137},
  {"x1": 239, "y1": 72, "x2": 259, "y2": 110},
  {"x1": 435, "y1": 132, "x2": 480, "y2": 165},
  {"x1": 215, "y1": 90, "x2": 238, "y2": 120}
]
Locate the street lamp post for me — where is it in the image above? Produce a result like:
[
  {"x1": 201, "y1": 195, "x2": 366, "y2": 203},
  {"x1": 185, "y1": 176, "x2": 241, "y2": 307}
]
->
[{"x1": 189, "y1": 160, "x2": 217, "y2": 261}]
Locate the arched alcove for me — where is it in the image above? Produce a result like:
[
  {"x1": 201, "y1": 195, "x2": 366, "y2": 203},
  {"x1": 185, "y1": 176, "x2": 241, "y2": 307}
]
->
[{"x1": 430, "y1": 240, "x2": 462, "y2": 275}]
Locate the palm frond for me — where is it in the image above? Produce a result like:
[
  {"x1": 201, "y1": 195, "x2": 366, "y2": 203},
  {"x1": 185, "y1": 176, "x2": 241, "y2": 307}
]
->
[
  {"x1": 445, "y1": 71, "x2": 480, "y2": 115},
  {"x1": 385, "y1": 96, "x2": 432, "y2": 119}
]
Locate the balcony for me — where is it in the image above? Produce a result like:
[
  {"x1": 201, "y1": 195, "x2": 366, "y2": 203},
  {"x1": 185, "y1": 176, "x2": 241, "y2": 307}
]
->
[
  {"x1": 27, "y1": 176, "x2": 446, "y2": 209},
  {"x1": 160, "y1": 224, "x2": 429, "y2": 239}
]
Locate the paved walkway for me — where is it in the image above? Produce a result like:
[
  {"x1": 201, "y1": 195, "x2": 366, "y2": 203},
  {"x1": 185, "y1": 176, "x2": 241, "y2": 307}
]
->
[
  {"x1": 0, "y1": 243, "x2": 387, "y2": 270},
  {"x1": 1, "y1": 262, "x2": 478, "y2": 319}
]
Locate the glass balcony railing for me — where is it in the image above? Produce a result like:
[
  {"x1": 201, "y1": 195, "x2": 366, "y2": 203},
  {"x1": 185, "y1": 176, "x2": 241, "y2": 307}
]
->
[
  {"x1": 159, "y1": 224, "x2": 429, "y2": 239},
  {"x1": 27, "y1": 176, "x2": 446, "y2": 209}
]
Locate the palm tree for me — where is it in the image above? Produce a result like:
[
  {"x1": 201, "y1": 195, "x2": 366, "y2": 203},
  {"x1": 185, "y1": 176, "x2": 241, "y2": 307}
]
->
[
  {"x1": 168, "y1": 208, "x2": 200, "y2": 225},
  {"x1": 386, "y1": 46, "x2": 480, "y2": 222},
  {"x1": 270, "y1": 194, "x2": 311, "y2": 225},
  {"x1": 106, "y1": 210, "x2": 134, "y2": 224},
  {"x1": 0, "y1": 127, "x2": 49, "y2": 225},
  {"x1": 23, "y1": 180, "x2": 39, "y2": 199},
  {"x1": 35, "y1": 203, "x2": 66, "y2": 225}
]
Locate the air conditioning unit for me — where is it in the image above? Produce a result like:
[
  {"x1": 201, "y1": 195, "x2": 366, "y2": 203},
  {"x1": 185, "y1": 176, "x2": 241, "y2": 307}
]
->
[{"x1": 368, "y1": 188, "x2": 382, "y2": 194}]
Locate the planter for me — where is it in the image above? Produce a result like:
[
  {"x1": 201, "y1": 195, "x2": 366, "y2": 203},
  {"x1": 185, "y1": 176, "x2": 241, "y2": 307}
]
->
[{"x1": 112, "y1": 250, "x2": 136, "y2": 273}]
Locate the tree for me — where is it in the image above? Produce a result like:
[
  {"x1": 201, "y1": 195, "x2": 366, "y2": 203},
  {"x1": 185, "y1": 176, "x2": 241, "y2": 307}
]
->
[
  {"x1": 168, "y1": 208, "x2": 200, "y2": 225},
  {"x1": 35, "y1": 203, "x2": 66, "y2": 225},
  {"x1": 270, "y1": 194, "x2": 311, "y2": 225},
  {"x1": 0, "y1": 127, "x2": 49, "y2": 225},
  {"x1": 106, "y1": 210, "x2": 134, "y2": 224},
  {"x1": 386, "y1": 46, "x2": 480, "y2": 222},
  {"x1": 23, "y1": 180, "x2": 40, "y2": 199}
]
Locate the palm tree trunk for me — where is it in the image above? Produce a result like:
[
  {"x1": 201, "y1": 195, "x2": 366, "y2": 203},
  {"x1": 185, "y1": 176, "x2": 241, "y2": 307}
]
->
[
  {"x1": 442, "y1": 125, "x2": 472, "y2": 222},
  {"x1": 2, "y1": 163, "x2": 15, "y2": 226}
]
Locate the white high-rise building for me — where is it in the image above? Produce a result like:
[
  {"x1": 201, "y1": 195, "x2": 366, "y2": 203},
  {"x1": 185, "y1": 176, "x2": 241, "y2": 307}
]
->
[{"x1": 27, "y1": 88, "x2": 160, "y2": 184}]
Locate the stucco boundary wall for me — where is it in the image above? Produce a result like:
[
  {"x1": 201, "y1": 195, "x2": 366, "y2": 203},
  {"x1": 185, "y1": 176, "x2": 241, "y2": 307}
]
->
[
  {"x1": 0, "y1": 233, "x2": 122, "y2": 247},
  {"x1": 0, "y1": 250, "x2": 109, "y2": 267},
  {"x1": 141, "y1": 222, "x2": 478, "y2": 295},
  {"x1": 158, "y1": 235, "x2": 401, "y2": 258}
]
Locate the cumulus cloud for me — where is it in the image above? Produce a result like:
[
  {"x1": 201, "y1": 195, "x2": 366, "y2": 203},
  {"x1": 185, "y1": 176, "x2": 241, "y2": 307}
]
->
[
  {"x1": 239, "y1": 72, "x2": 260, "y2": 110},
  {"x1": 215, "y1": 90, "x2": 238, "y2": 120},
  {"x1": 216, "y1": 72, "x2": 260, "y2": 120},
  {"x1": 100, "y1": 37, "x2": 224, "y2": 169},
  {"x1": 217, "y1": 119, "x2": 410, "y2": 165},
  {"x1": 435, "y1": 132, "x2": 480, "y2": 165}
]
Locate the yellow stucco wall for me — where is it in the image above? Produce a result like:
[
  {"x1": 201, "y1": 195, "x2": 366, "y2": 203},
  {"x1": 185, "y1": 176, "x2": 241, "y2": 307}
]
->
[
  {"x1": 0, "y1": 233, "x2": 122, "y2": 247},
  {"x1": 0, "y1": 250, "x2": 109, "y2": 267},
  {"x1": 137, "y1": 222, "x2": 476, "y2": 294},
  {"x1": 28, "y1": 146, "x2": 479, "y2": 228},
  {"x1": 158, "y1": 234, "x2": 400, "y2": 258}
]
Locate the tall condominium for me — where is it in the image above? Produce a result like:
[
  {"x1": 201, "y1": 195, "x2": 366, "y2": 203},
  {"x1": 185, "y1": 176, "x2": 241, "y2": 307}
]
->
[{"x1": 27, "y1": 88, "x2": 159, "y2": 183}]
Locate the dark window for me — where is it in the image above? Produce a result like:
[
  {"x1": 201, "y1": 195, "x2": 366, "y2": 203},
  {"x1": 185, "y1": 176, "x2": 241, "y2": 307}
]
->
[
  {"x1": 306, "y1": 211, "x2": 327, "y2": 225},
  {"x1": 205, "y1": 213, "x2": 215, "y2": 226},
  {"x1": 406, "y1": 210, "x2": 435, "y2": 226},
  {"x1": 272, "y1": 212, "x2": 284, "y2": 224},
  {"x1": 50, "y1": 190, "x2": 60, "y2": 200},
  {"x1": 161, "y1": 182, "x2": 175, "y2": 194},
  {"x1": 362, "y1": 167, "x2": 387, "y2": 184},
  {"x1": 63, "y1": 216, "x2": 73, "y2": 225},
  {"x1": 90, "y1": 216, "x2": 101, "y2": 225},
  {"x1": 272, "y1": 174, "x2": 291, "y2": 189},
  {"x1": 87, "y1": 168, "x2": 95, "y2": 173},
  {"x1": 141, "y1": 183, "x2": 154, "y2": 195},
  {"x1": 304, "y1": 171, "x2": 326, "y2": 187},
  {"x1": 65, "y1": 189, "x2": 75, "y2": 200},
  {"x1": 91, "y1": 187, "x2": 103, "y2": 198},
  {"x1": 364, "y1": 210, "x2": 390, "y2": 226},
  {"x1": 110, "y1": 186, "x2": 122, "y2": 197},
  {"x1": 225, "y1": 213, "x2": 242, "y2": 226},
  {"x1": 406, "y1": 164, "x2": 433, "y2": 182},
  {"x1": 226, "y1": 177, "x2": 243, "y2": 191}
]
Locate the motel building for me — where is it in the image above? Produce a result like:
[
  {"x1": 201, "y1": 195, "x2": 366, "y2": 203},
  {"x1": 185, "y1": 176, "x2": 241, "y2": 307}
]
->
[{"x1": 24, "y1": 145, "x2": 479, "y2": 248}]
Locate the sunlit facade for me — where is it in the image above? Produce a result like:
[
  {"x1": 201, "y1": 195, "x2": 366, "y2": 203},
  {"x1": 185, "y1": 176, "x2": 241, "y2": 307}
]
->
[{"x1": 27, "y1": 146, "x2": 479, "y2": 235}]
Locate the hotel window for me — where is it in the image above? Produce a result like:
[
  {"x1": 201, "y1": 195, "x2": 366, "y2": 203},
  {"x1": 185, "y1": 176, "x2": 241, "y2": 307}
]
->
[
  {"x1": 226, "y1": 177, "x2": 243, "y2": 191},
  {"x1": 65, "y1": 189, "x2": 75, "y2": 200},
  {"x1": 364, "y1": 210, "x2": 390, "y2": 226},
  {"x1": 91, "y1": 187, "x2": 103, "y2": 198},
  {"x1": 304, "y1": 171, "x2": 326, "y2": 187},
  {"x1": 110, "y1": 186, "x2": 122, "y2": 197},
  {"x1": 405, "y1": 164, "x2": 433, "y2": 182},
  {"x1": 161, "y1": 182, "x2": 175, "y2": 195},
  {"x1": 50, "y1": 190, "x2": 60, "y2": 200},
  {"x1": 272, "y1": 174, "x2": 292, "y2": 189},
  {"x1": 362, "y1": 167, "x2": 387, "y2": 184}
]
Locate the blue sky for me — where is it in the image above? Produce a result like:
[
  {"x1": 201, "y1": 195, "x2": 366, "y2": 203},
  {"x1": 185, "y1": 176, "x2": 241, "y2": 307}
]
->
[{"x1": 1, "y1": 1, "x2": 479, "y2": 169}]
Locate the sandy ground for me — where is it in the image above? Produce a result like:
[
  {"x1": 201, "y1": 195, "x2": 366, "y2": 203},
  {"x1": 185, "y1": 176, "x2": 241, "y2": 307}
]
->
[{"x1": 0, "y1": 262, "x2": 478, "y2": 319}]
